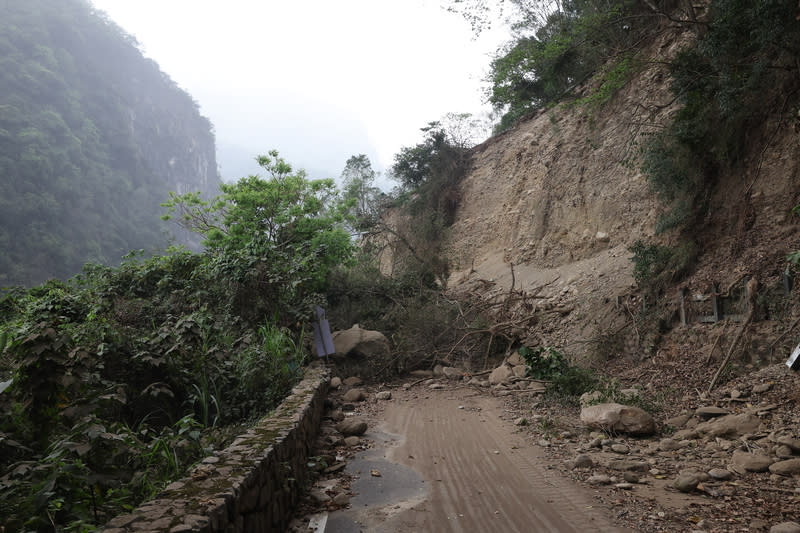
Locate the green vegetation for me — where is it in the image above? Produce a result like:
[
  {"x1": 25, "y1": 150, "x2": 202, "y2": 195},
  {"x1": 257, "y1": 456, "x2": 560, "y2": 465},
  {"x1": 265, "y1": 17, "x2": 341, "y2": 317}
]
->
[
  {"x1": 628, "y1": 239, "x2": 697, "y2": 293},
  {"x1": 388, "y1": 121, "x2": 471, "y2": 285},
  {"x1": 0, "y1": 0, "x2": 219, "y2": 286},
  {"x1": 339, "y1": 154, "x2": 383, "y2": 234},
  {"x1": 162, "y1": 151, "x2": 354, "y2": 320},
  {"x1": 486, "y1": 0, "x2": 657, "y2": 131},
  {"x1": 642, "y1": 0, "x2": 800, "y2": 233},
  {"x1": 0, "y1": 152, "x2": 349, "y2": 531}
]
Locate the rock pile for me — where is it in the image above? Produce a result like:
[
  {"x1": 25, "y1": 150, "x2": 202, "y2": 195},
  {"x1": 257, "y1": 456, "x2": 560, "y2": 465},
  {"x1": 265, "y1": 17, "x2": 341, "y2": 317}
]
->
[{"x1": 504, "y1": 363, "x2": 800, "y2": 532}]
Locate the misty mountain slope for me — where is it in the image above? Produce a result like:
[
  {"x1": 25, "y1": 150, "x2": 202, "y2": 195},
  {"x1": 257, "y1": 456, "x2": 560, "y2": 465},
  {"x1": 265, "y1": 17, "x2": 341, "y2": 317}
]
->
[{"x1": 0, "y1": 0, "x2": 220, "y2": 286}]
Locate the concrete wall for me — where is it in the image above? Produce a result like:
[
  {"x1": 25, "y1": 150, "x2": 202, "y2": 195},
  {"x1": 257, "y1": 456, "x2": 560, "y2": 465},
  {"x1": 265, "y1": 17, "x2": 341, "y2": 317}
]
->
[{"x1": 104, "y1": 364, "x2": 329, "y2": 533}]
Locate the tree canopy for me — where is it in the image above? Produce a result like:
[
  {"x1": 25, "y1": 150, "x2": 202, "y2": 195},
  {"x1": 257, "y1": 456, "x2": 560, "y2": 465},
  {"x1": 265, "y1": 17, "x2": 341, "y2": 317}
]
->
[{"x1": 162, "y1": 151, "x2": 354, "y2": 298}]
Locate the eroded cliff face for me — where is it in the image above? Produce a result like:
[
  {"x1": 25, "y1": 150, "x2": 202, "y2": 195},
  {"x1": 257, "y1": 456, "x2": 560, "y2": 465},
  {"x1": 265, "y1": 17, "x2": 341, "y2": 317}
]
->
[
  {"x1": 442, "y1": 24, "x2": 800, "y2": 356},
  {"x1": 447, "y1": 30, "x2": 688, "y2": 298}
]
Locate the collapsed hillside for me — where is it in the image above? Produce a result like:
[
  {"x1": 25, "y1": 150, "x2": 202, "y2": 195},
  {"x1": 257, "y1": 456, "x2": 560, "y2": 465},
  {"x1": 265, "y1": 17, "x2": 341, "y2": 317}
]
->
[
  {"x1": 380, "y1": 7, "x2": 800, "y2": 390},
  {"x1": 463, "y1": 21, "x2": 796, "y2": 348}
]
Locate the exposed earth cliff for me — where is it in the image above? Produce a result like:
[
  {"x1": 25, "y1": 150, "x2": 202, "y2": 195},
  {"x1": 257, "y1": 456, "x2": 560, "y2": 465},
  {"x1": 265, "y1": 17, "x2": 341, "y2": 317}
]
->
[{"x1": 442, "y1": 22, "x2": 800, "y2": 372}]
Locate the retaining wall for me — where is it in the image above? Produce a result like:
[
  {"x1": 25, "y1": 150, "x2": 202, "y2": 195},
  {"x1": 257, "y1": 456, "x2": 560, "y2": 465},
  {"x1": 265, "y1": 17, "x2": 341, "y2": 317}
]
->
[{"x1": 104, "y1": 364, "x2": 329, "y2": 533}]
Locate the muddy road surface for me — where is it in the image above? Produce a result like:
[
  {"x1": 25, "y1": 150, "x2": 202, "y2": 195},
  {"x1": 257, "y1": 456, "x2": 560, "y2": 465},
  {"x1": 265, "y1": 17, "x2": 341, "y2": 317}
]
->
[{"x1": 309, "y1": 386, "x2": 630, "y2": 532}]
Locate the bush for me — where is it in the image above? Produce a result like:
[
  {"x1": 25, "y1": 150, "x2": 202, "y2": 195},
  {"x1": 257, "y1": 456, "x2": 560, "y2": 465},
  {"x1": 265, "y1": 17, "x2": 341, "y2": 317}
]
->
[
  {"x1": 519, "y1": 346, "x2": 569, "y2": 380},
  {"x1": 640, "y1": 0, "x2": 800, "y2": 233},
  {"x1": 488, "y1": 1, "x2": 660, "y2": 130}
]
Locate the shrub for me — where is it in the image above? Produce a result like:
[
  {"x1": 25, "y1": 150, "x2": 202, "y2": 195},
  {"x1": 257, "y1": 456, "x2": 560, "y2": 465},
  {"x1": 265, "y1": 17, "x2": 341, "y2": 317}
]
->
[{"x1": 519, "y1": 346, "x2": 569, "y2": 379}]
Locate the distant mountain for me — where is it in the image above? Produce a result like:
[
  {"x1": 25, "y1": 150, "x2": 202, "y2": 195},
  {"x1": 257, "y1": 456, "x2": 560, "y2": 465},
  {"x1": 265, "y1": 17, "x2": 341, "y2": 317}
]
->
[{"x1": 0, "y1": 0, "x2": 220, "y2": 286}]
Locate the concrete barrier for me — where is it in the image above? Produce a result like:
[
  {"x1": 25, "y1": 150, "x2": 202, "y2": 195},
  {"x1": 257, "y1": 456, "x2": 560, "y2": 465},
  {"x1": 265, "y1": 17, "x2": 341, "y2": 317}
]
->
[{"x1": 104, "y1": 364, "x2": 329, "y2": 533}]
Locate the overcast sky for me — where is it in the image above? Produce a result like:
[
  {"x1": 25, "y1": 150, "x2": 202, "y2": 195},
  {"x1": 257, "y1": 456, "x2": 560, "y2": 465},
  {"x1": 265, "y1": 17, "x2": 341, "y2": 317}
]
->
[{"x1": 90, "y1": 0, "x2": 508, "y2": 185}]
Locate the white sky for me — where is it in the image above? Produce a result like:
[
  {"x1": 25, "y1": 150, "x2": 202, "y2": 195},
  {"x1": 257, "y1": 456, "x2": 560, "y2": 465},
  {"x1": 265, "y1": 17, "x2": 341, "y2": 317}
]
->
[{"x1": 89, "y1": 0, "x2": 508, "y2": 184}]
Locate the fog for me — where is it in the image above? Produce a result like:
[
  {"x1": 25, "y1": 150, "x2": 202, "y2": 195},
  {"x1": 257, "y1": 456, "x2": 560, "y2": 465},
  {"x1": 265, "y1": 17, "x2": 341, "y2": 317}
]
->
[{"x1": 89, "y1": 0, "x2": 507, "y2": 186}]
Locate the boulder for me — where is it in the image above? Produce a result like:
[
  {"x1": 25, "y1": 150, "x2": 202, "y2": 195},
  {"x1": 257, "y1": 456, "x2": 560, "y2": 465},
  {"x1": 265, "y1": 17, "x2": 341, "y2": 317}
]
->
[
  {"x1": 337, "y1": 419, "x2": 368, "y2": 437},
  {"x1": 332, "y1": 325, "x2": 390, "y2": 359},
  {"x1": 442, "y1": 366, "x2": 463, "y2": 380},
  {"x1": 730, "y1": 450, "x2": 774, "y2": 474},
  {"x1": 375, "y1": 391, "x2": 392, "y2": 401},
  {"x1": 776, "y1": 435, "x2": 800, "y2": 453},
  {"x1": 342, "y1": 388, "x2": 366, "y2": 402},
  {"x1": 771, "y1": 523, "x2": 800, "y2": 533},
  {"x1": 507, "y1": 351, "x2": 525, "y2": 366},
  {"x1": 580, "y1": 403, "x2": 656, "y2": 436},
  {"x1": 489, "y1": 364, "x2": 514, "y2": 385},
  {"x1": 673, "y1": 472, "x2": 700, "y2": 493},
  {"x1": 330, "y1": 377, "x2": 342, "y2": 389},
  {"x1": 512, "y1": 365, "x2": 527, "y2": 378},
  {"x1": 769, "y1": 458, "x2": 800, "y2": 476},
  {"x1": 695, "y1": 413, "x2": 761, "y2": 439}
]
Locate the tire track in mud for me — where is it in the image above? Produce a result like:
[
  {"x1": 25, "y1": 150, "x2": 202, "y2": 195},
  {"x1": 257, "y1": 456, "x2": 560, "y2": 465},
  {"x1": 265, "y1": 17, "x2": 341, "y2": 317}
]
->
[{"x1": 378, "y1": 389, "x2": 630, "y2": 532}]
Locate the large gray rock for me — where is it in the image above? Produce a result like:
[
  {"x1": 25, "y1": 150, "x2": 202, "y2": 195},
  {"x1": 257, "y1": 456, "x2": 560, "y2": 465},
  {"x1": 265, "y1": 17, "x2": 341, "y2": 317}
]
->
[
  {"x1": 769, "y1": 458, "x2": 800, "y2": 476},
  {"x1": 489, "y1": 364, "x2": 514, "y2": 385},
  {"x1": 336, "y1": 419, "x2": 368, "y2": 437},
  {"x1": 580, "y1": 403, "x2": 656, "y2": 436},
  {"x1": 730, "y1": 450, "x2": 774, "y2": 474},
  {"x1": 342, "y1": 388, "x2": 366, "y2": 402},
  {"x1": 771, "y1": 522, "x2": 800, "y2": 533},
  {"x1": 695, "y1": 413, "x2": 762, "y2": 439},
  {"x1": 507, "y1": 351, "x2": 525, "y2": 366},
  {"x1": 332, "y1": 325, "x2": 390, "y2": 358},
  {"x1": 673, "y1": 472, "x2": 700, "y2": 493},
  {"x1": 442, "y1": 366, "x2": 463, "y2": 380},
  {"x1": 776, "y1": 435, "x2": 800, "y2": 453}
]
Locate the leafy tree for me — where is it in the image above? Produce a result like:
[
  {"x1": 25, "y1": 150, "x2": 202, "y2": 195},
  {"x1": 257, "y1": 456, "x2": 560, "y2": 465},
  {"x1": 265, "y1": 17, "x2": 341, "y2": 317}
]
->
[
  {"x1": 448, "y1": 0, "x2": 663, "y2": 131},
  {"x1": 162, "y1": 151, "x2": 354, "y2": 300},
  {"x1": 385, "y1": 121, "x2": 472, "y2": 286},
  {"x1": 340, "y1": 154, "x2": 382, "y2": 233}
]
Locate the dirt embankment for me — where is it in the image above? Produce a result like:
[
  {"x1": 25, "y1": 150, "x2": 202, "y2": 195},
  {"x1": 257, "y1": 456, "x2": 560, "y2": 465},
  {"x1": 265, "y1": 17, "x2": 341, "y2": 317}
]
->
[{"x1": 438, "y1": 18, "x2": 800, "y2": 367}]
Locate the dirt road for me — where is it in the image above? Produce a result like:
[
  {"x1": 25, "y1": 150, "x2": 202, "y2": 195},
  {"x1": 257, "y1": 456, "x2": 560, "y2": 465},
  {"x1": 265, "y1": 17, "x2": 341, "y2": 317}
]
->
[{"x1": 322, "y1": 386, "x2": 630, "y2": 532}]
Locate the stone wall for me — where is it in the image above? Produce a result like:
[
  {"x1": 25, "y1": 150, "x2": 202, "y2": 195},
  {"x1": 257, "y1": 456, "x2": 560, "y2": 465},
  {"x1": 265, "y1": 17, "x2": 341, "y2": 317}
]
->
[{"x1": 104, "y1": 364, "x2": 329, "y2": 533}]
